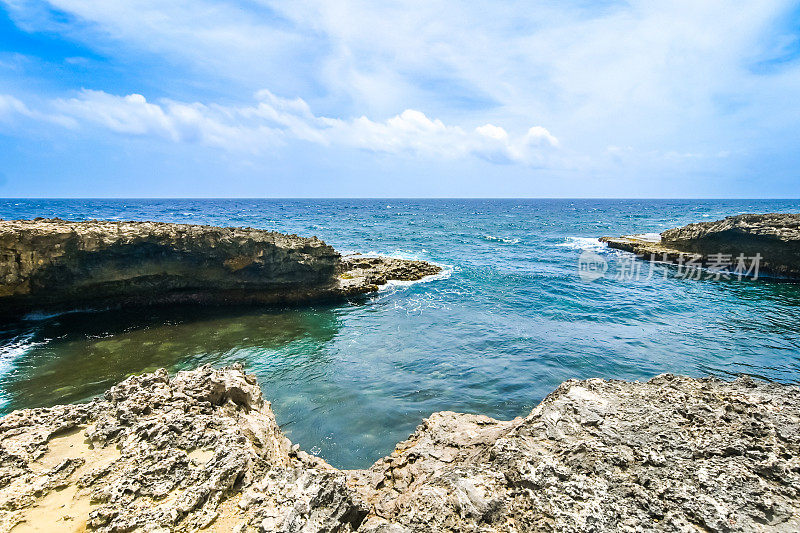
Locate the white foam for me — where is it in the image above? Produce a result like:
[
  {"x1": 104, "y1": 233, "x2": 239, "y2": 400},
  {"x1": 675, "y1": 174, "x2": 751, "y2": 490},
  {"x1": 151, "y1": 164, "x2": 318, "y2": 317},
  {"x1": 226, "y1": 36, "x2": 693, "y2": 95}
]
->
[
  {"x1": 23, "y1": 310, "x2": 76, "y2": 321},
  {"x1": 557, "y1": 237, "x2": 608, "y2": 251},
  {"x1": 22, "y1": 307, "x2": 99, "y2": 321},
  {"x1": 631, "y1": 232, "x2": 661, "y2": 243},
  {"x1": 345, "y1": 250, "x2": 429, "y2": 262},
  {"x1": 342, "y1": 251, "x2": 453, "y2": 291},
  {"x1": 481, "y1": 235, "x2": 520, "y2": 244},
  {"x1": 0, "y1": 333, "x2": 44, "y2": 380}
]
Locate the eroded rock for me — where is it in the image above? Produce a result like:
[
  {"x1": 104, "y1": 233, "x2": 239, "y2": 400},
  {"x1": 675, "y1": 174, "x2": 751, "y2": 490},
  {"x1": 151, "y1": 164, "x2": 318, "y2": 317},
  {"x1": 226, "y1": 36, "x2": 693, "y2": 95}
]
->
[
  {"x1": 601, "y1": 213, "x2": 800, "y2": 279},
  {"x1": 339, "y1": 255, "x2": 443, "y2": 286},
  {"x1": 354, "y1": 375, "x2": 800, "y2": 532},
  {"x1": 1, "y1": 367, "x2": 797, "y2": 532},
  {"x1": 0, "y1": 365, "x2": 367, "y2": 532},
  {"x1": 0, "y1": 219, "x2": 442, "y2": 318}
]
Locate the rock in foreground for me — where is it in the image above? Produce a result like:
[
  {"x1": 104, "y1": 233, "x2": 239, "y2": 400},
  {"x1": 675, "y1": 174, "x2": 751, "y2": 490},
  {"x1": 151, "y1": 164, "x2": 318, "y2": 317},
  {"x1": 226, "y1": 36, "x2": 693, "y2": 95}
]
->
[
  {"x1": 0, "y1": 219, "x2": 442, "y2": 318},
  {"x1": 601, "y1": 213, "x2": 800, "y2": 279},
  {"x1": 1, "y1": 366, "x2": 797, "y2": 532}
]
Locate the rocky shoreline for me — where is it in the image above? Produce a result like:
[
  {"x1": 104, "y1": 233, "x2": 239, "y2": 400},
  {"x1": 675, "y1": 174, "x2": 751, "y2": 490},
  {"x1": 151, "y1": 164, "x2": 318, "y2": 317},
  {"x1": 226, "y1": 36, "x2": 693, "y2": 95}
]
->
[
  {"x1": 0, "y1": 219, "x2": 442, "y2": 319},
  {"x1": 0, "y1": 365, "x2": 797, "y2": 532},
  {"x1": 601, "y1": 213, "x2": 800, "y2": 280}
]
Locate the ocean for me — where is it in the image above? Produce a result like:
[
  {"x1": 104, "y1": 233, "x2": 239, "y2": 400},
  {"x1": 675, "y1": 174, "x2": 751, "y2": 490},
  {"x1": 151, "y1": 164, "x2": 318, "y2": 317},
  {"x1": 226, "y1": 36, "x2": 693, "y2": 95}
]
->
[{"x1": 0, "y1": 198, "x2": 798, "y2": 469}]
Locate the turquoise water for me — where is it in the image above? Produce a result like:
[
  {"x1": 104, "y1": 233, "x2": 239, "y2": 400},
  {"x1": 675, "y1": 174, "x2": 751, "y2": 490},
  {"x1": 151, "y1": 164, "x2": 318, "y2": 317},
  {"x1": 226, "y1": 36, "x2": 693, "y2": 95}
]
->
[{"x1": 1, "y1": 199, "x2": 799, "y2": 469}]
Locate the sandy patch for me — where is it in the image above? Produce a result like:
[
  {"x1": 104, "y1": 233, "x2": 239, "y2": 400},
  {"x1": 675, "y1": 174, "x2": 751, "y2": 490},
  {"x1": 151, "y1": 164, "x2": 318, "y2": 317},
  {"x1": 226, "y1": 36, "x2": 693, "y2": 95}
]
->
[{"x1": 9, "y1": 426, "x2": 119, "y2": 533}]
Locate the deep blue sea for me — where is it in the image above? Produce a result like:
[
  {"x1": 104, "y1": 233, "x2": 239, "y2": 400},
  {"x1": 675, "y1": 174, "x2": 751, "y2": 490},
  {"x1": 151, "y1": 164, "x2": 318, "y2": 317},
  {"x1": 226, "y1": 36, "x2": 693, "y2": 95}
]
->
[{"x1": 1, "y1": 199, "x2": 799, "y2": 469}]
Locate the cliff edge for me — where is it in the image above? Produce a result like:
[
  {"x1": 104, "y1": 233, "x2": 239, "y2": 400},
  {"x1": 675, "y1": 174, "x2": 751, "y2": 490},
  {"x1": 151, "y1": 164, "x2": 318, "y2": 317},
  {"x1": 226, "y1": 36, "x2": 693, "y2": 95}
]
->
[
  {"x1": 0, "y1": 366, "x2": 797, "y2": 532},
  {"x1": 601, "y1": 213, "x2": 800, "y2": 279},
  {"x1": 0, "y1": 219, "x2": 441, "y2": 318}
]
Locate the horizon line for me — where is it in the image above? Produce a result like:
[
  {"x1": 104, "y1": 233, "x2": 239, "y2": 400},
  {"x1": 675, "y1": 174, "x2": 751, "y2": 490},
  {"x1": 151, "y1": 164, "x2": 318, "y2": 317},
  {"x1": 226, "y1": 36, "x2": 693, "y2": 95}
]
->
[{"x1": 1, "y1": 197, "x2": 800, "y2": 201}]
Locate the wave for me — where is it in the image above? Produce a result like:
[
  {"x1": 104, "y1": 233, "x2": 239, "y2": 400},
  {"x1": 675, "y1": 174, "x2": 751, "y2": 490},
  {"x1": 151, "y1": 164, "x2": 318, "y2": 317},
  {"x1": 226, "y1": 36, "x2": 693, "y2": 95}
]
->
[
  {"x1": 0, "y1": 333, "x2": 41, "y2": 363},
  {"x1": 0, "y1": 332, "x2": 45, "y2": 406},
  {"x1": 22, "y1": 305, "x2": 116, "y2": 321},
  {"x1": 481, "y1": 234, "x2": 520, "y2": 244},
  {"x1": 343, "y1": 249, "x2": 430, "y2": 262},
  {"x1": 556, "y1": 237, "x2": 607, "y2": 251}
]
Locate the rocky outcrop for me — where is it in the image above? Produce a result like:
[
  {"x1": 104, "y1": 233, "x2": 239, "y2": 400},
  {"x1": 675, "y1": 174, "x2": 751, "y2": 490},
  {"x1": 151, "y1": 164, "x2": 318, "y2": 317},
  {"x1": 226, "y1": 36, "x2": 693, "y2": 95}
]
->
[
  {"x1": 1, "y1": 366, "x2": 798, "y2": 532},
  {"x1": 0, "y1": 365, "x2": 366, "y2": 532},
  {"x1": 339, "y1": 255, "x2": 442, "y2": 286},
  {"x1": 601, "y1": 213, "x2": 800, "y2": 279},
  {"x1": 0, "y1": 219, "x2": 442, "y2": 318}
]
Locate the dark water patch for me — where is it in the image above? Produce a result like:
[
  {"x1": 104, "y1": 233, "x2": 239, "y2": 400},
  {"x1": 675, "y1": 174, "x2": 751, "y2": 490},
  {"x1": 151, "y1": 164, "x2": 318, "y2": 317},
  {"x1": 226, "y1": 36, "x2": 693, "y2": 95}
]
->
[{"x1": 0, "y1": 304, "x2": 341, "y2": 411}]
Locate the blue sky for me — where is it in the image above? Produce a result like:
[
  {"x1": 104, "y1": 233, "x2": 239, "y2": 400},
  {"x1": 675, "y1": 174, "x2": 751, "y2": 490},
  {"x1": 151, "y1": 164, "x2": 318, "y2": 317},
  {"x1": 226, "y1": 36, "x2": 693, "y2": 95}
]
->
[{"x1": 0, "y1": 1, "x2": 799, "y2": 198}]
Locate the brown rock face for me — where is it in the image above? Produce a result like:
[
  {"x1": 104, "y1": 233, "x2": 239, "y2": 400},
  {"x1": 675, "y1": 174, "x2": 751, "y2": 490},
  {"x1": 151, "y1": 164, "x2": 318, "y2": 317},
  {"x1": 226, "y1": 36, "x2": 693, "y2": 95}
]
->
[
  {"x1": 0, "y1": 219, "x2": 442, "y2": 318},
  {"x1": 339, "y1": 255, "x2": 443, "y2": 286},
  {"x1": 660, "y1": 213, "x2": 800, "y2": 277},
  {"x1": 1, "y1": 367, "x2": 797, "y2": 532},
  {"x1": 602, "y1": 213, "x2": 800, "y2": 279}
]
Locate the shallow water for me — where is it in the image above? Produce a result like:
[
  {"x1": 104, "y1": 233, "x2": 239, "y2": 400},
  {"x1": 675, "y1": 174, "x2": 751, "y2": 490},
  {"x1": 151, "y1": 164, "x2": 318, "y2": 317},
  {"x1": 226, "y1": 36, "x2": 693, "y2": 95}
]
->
[{"x1": 1, "y1": 199, "x2": 799, "y2": 469}]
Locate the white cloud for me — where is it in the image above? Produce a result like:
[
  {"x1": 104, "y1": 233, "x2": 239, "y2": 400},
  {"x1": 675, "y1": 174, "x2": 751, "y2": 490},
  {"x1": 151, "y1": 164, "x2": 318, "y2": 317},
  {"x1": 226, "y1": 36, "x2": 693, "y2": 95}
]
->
[
  {"x1": 0, "y1": 94, "x2": 76, "y2": 127},
  {"x1": 0, "y1": 94, "x2": 28, "y2": 118},
  {"x1": 2, "y1": 89, "x2": 557, "y2": 164},
  {"x1": 2, "y1": 0, "x2": 799, "y2": 182},
  {"x1": 53, "y1": 91, "x2": 284, "y2": 152}
]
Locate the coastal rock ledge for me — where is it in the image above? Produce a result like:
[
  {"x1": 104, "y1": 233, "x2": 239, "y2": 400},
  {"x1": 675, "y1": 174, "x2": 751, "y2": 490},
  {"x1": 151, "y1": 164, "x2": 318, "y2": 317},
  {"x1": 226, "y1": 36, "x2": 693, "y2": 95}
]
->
[
  {"x1": 601, "y1": 213, "x2": 800, "y2": 279},
  {"x1": 1, "y1": 366, "x2": 797, "y2": 532},
  {"x1": 0, "y1": 218, "x2": 441, "y2": 318}
]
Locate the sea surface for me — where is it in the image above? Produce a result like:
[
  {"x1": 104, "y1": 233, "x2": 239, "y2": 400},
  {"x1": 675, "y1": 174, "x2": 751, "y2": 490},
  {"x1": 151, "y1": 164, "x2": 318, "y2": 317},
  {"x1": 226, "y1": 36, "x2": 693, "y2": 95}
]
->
[{"x1": 1, "y1": 199, "x2": 799, "y2": 469}]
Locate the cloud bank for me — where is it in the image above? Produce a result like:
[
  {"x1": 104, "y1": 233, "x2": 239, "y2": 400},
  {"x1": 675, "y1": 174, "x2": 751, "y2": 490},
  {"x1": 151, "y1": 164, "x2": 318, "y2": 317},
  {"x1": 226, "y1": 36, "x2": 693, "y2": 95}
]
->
[
  {"x1": 2, "y1": 89, "x2": 558, "y2": 165},
  {"x1": 1, "y1": 0, "x2": 799, "y2": 196}
]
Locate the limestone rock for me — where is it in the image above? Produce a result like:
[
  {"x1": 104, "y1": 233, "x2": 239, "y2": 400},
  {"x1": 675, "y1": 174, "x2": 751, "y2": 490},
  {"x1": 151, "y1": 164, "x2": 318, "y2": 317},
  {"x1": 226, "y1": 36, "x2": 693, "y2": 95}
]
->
[
  {"x1": 601, "y1": 213, "x2": 800, "y2": 279},
  {"x1": 0, "y1": 219, "x2": 442, "y2": 318},
  {"x1": 0, "y1": 365, "x2": 367, "y2": 532},
  {"x1": 339, "y1": 255, "x2": 443, "y2": 286},
  {"x1": 354, "y1": 375, "x2": 800, "y2": 532},
  {"x1": 1, "y1": 367, "x2": 797, "y2": 531}
]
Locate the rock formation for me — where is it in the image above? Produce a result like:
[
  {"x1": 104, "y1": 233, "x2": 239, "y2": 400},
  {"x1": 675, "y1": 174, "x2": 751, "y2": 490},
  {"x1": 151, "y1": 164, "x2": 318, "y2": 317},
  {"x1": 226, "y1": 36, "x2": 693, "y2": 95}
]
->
[
  {"x1": 1, "y1": 366, "x2": 797, "y2": 532},
  {"x1": 0, "y1": 219, "x2": 441, "y2": 318},
  {"x1": 340, "y1": 255, "x2": 442, "y2": 287},
  {"x1": 601, "y1": 213, "x2": 800, "y2": 279}
]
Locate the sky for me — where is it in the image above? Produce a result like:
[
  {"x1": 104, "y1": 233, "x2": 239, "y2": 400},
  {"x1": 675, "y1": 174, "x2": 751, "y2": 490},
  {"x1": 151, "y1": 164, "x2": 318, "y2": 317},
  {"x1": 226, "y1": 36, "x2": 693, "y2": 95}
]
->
[{"x1": 0, "y1": 1, "x2": 799, "y2": 198}]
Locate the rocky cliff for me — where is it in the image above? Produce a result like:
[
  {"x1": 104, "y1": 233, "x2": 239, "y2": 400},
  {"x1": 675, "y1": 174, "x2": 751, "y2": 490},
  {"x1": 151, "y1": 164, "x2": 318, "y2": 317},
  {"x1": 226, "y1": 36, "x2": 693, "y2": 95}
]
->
[
  {"x1": 601, "y1": 213, "x2": 800, "y2": 279},
  {"x1": 0, "y1": 219, "x2": 441, "y2": 318},
  {"x1": 1, "y1": 366, "x2": 797, "y2": 532}
]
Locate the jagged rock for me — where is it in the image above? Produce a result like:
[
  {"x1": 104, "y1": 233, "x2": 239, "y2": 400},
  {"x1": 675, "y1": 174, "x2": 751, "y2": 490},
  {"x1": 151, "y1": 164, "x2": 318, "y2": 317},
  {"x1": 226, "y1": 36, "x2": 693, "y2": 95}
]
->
[
  {"x1": 1, "y1": 367, "x2": 797, "y2": 532},
  {"x1": 601, "y1": 213, "x2": 800, "y2": 279},
  {"x1": 354, "y1": 375, "x2": 800, "y2": 532},
  {"x1": 0, "y1": 365, "x2": 367, "y2": 532},
  {"x1": 0, "y1": 219, "x2": 442, "y2": 318},
  {"x1": 339, "y1": 255, "x2": 443, "y2": 286}
]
